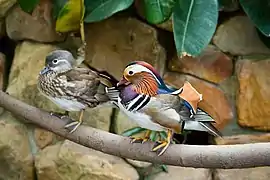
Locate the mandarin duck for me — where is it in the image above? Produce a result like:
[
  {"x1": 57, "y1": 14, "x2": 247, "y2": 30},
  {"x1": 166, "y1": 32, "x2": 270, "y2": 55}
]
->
[
  {"x1": 106, "y1": 61, "x2": 221, "y2": 155},
  {"x1": 37, "y1": 45, "x2": 118, "y2": 133}
]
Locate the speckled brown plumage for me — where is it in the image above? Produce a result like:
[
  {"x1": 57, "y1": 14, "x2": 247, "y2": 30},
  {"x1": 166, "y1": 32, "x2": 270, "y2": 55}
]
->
[{"x1": 37, "y1": 67, "x2": 111, "y2": 108}]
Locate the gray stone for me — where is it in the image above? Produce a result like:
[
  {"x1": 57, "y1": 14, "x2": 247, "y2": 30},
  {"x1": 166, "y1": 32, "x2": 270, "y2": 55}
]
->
[
  {"x1": 34, "y1": 128, "x2": 54, "y2": 149},
  {"x1": 151, "y1": 166, "x2": 211, "y2": 180},
  {"x1": 6, "y1": 2, "x2": 65, "y2": 42},
  {"x1": 85, "y1": 15, "x2": 166, "y2": 80},
  {"x1": 0, "y1": 0, "x2": 16, "y2": 18},
  {"x1": 0, "y1": 111, "x2": 34, "y2": 180},
  {"x1": 215, "y1": 167, "x2": 270, "y2": 180},
  {"x1": 35, "y1": 140, "x2": 139, "y2": 180},
  {"x1": 213, "y1": 16, "x2": 270, "y2": 55}
]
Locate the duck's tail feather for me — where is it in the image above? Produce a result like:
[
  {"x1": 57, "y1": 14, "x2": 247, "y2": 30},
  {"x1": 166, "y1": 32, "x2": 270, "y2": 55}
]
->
[
  {"x1": 181, "y1": 108, "x2": 222, "y2": 137},
  {"x1": 83, "y1": 63, "x2": 119, "y2": 87},
  {"x1": 199, "y1": 122, "x2": 222, "y2": 137}
]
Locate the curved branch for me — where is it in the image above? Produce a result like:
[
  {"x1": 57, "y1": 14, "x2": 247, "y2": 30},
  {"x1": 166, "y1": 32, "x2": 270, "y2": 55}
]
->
[{"x1": 0, "y1": 90, "x2": 269, "y2": 169}]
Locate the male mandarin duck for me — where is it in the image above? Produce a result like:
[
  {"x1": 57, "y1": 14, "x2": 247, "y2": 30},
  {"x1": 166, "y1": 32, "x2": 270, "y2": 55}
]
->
[{"x1": 106, "y1": 61, "x2": 221, "y2": 156}]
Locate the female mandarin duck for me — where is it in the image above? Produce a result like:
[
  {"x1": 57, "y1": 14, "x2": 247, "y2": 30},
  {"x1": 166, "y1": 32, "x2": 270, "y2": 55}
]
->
[
  {"x1": 107, "y1": 61, "x2": 221, "y2": 156},
  {"x1": 38, "y1": 45, "x2": 118, "y2": 133}
]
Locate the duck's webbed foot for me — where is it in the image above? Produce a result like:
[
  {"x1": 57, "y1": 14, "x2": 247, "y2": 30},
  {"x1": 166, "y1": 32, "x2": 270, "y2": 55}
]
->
[
  {"x1": 130, "y1": 130, "x2": 151, "y2": 144},
  {"x1": 152, "y1": 129, "x2": 173, "y2": 156},
  {"x1": 64, "y1": 110, "x2": 84, "y2": 134}
]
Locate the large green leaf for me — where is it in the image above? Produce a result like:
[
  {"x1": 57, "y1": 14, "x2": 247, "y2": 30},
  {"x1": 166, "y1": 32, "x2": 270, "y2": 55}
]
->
[
  {"x1": 240, "y1": 0, "x2": 270, "y2": 37},
  {"x1": 84, "y1": 0, "x2": 134, "y2": 23},
  {"x1": 139, "y1": 0, "x2": 176, "y2": 24},
  {"x1": 18, "y1": 0, "x2": 39, "y2": 13},
  {"x1": 54, "y1": 0, "x2": 85, "y2": 33},
  {"x1": 52, "y1": 0, "x2": 68, "y2": 19},
  {"x1": 161, "y1": 164, "x2": 168, "y2": 172},
  {"x1": 149, "y1": 131, "x2": 158, "y2": 141},
  {"x1": 122, "y1": 127, "x2": 146, "y2": 137},
  {"x1": 159, "y1": 131, "x2": 167, "y2": 140},
  {"x1": 172, "y1": 0, "x2": 218, "y2": 57}
]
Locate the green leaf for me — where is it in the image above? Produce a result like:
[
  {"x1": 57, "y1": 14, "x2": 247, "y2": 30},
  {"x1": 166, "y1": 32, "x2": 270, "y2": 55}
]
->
[
  {"x1": 240, "y1": 0, "x2": 270, "y2": 37},
  {"x1": 159, "y1": 131, "x2": 167, "y2": 140},
  {"x1": 172, "y1": 0, "x2": 218, "y2": 57},
  {"x1": 54, "y1": 0, "x2": 85, "y2": 33},
  {"x1": 122, "y1": 127, "x2": 146, "y2": 137},
  {"x1": 149, "y1": 131, "x2": 158, "y2": 141},
  {"x1": 18, "y1": 0, "x2": 39, "y2": 13},
  {"x1": 84, "y1": 0, "x2": 134, "y2": 23},
  {"x1": 161, "y1": 164, "x2": 168, "y2": 172},
  {"x1": 52, "y1": 0, "x2": 68, "y2": 19},
  {"x1": 139, "y1": 0, "x2": 176, "y2": 24}
]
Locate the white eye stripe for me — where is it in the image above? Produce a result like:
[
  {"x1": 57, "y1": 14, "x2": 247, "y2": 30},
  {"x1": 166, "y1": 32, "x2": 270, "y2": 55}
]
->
[
  {"x1": 52, "y1": 58, "x2": 66, "y2": 64},
  {"x1": 127, "y1": 64, "x2": 161, "y2": 85}
]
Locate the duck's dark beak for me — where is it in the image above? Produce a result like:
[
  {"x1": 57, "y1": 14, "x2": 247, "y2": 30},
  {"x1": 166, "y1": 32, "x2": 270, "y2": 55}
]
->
[
  {"x1": 40, "y1": 66, "x2": 50, "y2": 75},
  {"x1": 117, "y1": 77, "x2": 130, "y2": 87}
]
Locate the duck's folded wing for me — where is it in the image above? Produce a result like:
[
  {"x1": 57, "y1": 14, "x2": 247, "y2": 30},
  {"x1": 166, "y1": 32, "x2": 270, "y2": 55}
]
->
[
  {"x1": 64, "y1": 68, "x2": 98, "y2": 81},
  {"x1": 142, "y1": 94, "x2": 184, "y2": 133},
  {"x1": 60, "y1": 69, "x2": 99, "y2": 95},
  {"x1": 182, "y1": 108, "x2": 221, "y2": 137},
  {"x1": 65, "y1": 68, "x2": 114, "y2": 86},
  {"x1": 143, "y1": 107, "x2": 182, "y2": 133},
  {"x1": 58, "y1": 68, "x2": 113, "y2": 106},
  {"x1": 69, "y1": 68, "x2": 118, "y2": 100}
]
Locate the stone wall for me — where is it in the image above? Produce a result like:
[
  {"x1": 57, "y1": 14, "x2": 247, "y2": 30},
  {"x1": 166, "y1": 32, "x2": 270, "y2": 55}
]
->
[{"x1": 0, "y1": 0, "x2": 269, "y2": 179}]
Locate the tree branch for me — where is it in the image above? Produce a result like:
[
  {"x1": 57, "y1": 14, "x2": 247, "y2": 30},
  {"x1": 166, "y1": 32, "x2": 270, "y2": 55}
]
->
[{"x1": 0, "y1": 90, "x2": 269, "y2": 169}]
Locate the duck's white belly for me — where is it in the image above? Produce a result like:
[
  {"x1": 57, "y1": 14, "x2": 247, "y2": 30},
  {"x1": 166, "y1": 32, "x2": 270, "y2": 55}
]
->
[
  {"x1": 118, "y1": 101, "x2": 166, "y2": 132},
  {"x1": 48, "y1": 96, "x2": 86, "y2": 111},
  {"x1": 132, "y1": 111, "x2": 166, "y2": 131}
]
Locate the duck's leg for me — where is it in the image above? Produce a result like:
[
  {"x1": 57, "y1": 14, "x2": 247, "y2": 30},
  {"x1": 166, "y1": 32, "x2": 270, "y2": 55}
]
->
[
  {"x1": 152, "y1": 129, "x2": 173, "y2": 156},
  {"x1": 64, "y1": 109, "x2": 84, "y2": 133},
  {"x1": 131, "y1": 130, "x2": 151, "y2": 144}
]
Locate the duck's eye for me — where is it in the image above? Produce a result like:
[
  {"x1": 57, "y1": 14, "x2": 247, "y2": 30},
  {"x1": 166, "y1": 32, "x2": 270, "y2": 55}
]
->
[
  {"x1": 128, "y1": 71, "x2": 134, "y2": 75},
  {"x1": 52, "y1": 59, "x2": 58, "y2": 64}
]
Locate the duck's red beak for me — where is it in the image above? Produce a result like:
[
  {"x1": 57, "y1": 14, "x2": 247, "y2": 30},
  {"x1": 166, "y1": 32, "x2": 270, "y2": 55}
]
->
[{"x1": 117, "y1": 76, "x2": 130, "y2": 87}]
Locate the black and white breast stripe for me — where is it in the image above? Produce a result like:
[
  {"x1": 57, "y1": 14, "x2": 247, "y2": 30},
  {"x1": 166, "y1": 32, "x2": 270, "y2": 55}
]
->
[{"x1": 125, "y1": 94, "x2": 151, "y2": 111}]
